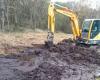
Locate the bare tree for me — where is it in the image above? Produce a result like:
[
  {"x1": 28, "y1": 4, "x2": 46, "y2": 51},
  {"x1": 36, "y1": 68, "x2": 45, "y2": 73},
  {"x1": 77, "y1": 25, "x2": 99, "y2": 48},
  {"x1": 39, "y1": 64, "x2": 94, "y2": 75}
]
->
[{"x1": 0, "y1": 0, "x2": 5, "y2": 31}]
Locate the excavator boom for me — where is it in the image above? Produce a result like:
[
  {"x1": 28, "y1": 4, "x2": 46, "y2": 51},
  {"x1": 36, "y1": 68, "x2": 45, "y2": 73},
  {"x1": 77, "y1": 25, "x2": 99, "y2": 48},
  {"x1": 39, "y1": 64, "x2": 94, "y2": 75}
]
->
[{"x1": 46, "y1": 2, "x2": 81, "y2": 47}]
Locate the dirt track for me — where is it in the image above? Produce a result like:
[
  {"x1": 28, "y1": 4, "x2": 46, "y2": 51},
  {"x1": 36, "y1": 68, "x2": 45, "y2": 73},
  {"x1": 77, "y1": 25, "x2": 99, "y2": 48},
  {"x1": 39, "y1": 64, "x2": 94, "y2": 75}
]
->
[{"x1": 0, "y1": 39, "x2": 100, "y2": 80}]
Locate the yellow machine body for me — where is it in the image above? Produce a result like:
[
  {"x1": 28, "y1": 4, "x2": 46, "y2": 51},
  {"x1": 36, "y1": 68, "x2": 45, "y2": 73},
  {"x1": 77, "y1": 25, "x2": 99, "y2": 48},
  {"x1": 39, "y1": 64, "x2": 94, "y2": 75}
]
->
[{"x1": 47, "y1": 2, "x2": 100, "y2": 45}]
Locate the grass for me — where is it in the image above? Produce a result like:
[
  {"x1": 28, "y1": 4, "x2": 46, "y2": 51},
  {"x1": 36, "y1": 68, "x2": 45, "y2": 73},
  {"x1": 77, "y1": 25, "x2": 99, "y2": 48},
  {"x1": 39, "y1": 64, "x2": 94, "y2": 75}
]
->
[
  {"x1": 96, "y1": 78, "x2": 100, "y2": 80},
  {"x1": 0, "y1": 29, "x2": 72, "y2": 54}
]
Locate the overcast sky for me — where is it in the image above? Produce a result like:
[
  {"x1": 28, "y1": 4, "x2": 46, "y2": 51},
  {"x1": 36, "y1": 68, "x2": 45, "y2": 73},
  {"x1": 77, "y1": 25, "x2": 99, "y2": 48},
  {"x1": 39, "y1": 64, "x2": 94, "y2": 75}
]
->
[{"x1": 51, "y1": 0, "x2": 100, "y2": 9}]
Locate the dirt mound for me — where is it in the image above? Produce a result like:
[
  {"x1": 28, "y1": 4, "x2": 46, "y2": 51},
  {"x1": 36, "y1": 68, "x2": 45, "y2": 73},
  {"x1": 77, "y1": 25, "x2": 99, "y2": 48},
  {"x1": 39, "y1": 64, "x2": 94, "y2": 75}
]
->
[
  {"x1": 24, "y1": 62, "x2": 96, "y2": 80},
  {"x1": 24, "y1": 62, "x2": 64, "y2": 80},
  {"x1": 0, "y1": 39, "x2": 100, "y2": 80},
  {"x1": 20, "y1": 39, "x2": 100, "y2": 80},
  {"x1": 48, "y1": 39, "x2": 100, "y2": 65}
]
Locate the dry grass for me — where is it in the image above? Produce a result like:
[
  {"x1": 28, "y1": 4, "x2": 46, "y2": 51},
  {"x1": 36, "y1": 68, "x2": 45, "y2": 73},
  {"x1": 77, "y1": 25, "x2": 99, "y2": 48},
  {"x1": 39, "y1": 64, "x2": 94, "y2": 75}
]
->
[{"x1": 0, "y1": 30, "x2": 72, "y2": 54}]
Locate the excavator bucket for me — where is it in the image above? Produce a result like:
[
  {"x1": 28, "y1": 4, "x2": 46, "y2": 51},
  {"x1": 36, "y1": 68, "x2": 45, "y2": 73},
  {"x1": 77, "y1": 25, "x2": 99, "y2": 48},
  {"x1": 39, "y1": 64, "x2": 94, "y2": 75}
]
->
[{"x1": 45, "y1": 41, "x2": 53, "y2": 48}]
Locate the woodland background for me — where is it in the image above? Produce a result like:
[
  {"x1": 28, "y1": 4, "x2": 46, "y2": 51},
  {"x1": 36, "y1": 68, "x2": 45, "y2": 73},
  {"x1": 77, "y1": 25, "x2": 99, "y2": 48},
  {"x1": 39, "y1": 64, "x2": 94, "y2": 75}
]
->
[{"x1": 0, "y1": 0, "x2": 100, "y2": 33}]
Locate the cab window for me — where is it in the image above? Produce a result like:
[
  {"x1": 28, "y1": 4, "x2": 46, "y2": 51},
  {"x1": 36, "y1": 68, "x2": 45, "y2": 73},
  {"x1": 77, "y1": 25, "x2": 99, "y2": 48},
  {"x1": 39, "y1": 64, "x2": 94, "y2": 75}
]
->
[
  {"x1": 90, "y1": 20, "x2": 100, "y2": 38},
  {"x1": 82, "y1": 21, "x2": 92, "y2": 32}
]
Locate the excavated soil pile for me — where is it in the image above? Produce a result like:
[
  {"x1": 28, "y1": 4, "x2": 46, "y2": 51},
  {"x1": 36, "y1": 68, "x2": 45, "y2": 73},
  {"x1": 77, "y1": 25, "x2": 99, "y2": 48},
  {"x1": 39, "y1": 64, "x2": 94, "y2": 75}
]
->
[
  {"x1": 0, "y1": 39, "x2": 100, "y2": 80},
  {"x1": 22, "y1": 39, "x2": 100, "y2": 80},
  {"x1": 49, "y1": 39, "x2": 100, "y2": 65}
]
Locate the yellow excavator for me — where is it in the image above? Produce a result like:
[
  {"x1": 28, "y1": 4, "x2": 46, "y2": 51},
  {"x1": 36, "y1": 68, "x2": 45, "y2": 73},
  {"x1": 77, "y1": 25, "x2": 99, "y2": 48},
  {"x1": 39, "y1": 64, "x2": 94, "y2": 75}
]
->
[{"x1": 45, "y1": 2, "x2": 100, "y2": 47}]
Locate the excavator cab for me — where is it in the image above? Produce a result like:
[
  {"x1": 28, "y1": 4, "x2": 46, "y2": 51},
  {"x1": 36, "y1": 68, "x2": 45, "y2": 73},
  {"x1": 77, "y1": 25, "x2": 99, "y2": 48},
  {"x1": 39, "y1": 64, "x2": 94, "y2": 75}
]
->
[{"x1": 81, "y1": 19, "x2": 100, "y2": 45}]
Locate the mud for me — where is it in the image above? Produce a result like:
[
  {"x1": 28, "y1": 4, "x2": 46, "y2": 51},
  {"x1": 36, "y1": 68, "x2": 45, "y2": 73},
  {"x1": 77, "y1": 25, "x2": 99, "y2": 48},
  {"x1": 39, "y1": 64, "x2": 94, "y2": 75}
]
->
[
  {"x1": 0, "y1": 39, "x2": 100, "y2": 80},
  {"x1": 48, "y1": 39, "x2": 100, "y2": 65}
]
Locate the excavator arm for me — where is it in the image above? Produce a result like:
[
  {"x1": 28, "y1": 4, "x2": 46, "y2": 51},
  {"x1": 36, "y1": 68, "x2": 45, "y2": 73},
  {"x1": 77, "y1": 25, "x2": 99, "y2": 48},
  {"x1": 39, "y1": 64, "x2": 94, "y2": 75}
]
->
[{"x1": 46, "y1": 2, "x2": 81, "y2": 47}]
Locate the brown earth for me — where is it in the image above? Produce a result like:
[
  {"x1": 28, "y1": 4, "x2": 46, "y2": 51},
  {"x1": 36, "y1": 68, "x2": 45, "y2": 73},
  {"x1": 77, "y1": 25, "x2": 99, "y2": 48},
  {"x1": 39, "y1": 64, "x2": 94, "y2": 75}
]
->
[
  {"x1": 0, "y1": 32, "x2": 100, "y2": 80},
  {"x1": 0, "y1": 31, "x2": 68, "y2": 54}
]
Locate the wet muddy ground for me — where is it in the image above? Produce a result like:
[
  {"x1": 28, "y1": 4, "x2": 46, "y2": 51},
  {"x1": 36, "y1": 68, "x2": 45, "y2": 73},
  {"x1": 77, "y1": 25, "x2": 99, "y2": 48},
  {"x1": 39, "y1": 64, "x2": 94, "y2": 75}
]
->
[{"x1": 0, "y1": 39, "x2": 100, "y2": 80}]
